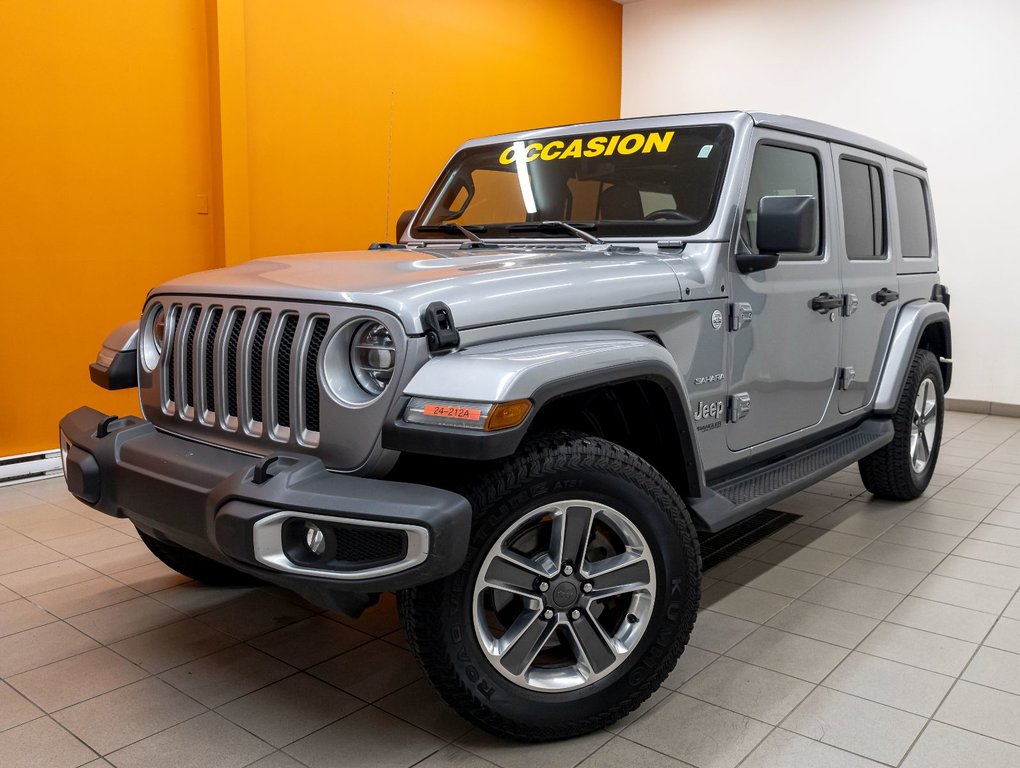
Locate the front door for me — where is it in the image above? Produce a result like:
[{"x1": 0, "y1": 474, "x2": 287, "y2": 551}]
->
[
  {"x1": 831, "y1": 145, "x2": 899, "y2": 412},
  {"x1": 727, "y1": 133, "x2": 841, "y2": 451}
]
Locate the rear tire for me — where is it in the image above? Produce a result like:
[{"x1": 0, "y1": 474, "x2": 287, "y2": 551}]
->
[
  {"x1": 137, "y1": 530, "x2": 262, "y2": 587},
  {"x1": 399, "y1": 434, "x2": 701, "y2": 741},
  {"x1": 859, "y1": 349, "x2": 944, "y2": 500}
]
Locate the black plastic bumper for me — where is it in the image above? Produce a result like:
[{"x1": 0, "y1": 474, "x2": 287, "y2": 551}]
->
[{"x1": 58, "y1": 406, "x2": 472, "y2": 613}]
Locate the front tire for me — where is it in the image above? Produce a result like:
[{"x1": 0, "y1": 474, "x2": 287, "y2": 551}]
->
[
  {"x1": 859, "y1": 349, "x2": 944, "y2": 500},
  {"x1": 399, "y1": 434, "x2": 701, "y2": 741}
]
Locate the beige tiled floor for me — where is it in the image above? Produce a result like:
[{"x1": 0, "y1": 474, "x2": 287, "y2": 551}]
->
[{"x1": 2, "y1": 411, "x2": 1020, "y2": 767}]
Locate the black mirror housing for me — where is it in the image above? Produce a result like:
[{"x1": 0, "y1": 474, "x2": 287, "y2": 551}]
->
[
  {"x1": 755, "y1": 195, "x2": 817, "y2": 256},
  {"x1": 396, "y1": 209, "x2": 415, "y2": 243}
]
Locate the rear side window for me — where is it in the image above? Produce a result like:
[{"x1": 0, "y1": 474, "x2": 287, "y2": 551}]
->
[
  {"x1": 839, "y1": 158, "x2": 885, "y2": 260},
  {"x1": 743, "y1": 144, "x2": 821, "y2": 260},
  {"x1": 894, "y1": 172, "x2": 932, "y2": 258}
]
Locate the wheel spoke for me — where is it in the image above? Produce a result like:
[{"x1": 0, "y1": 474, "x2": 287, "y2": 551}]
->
[
  {"x1": 923, "y1": 396, "x2": 937, "y2": 420},
  {"x1": 567, "y1": 611, "x2": 617, "y2": 674},
  {"x1": 498, "y1": 610, "x2": 556, "y2": 676},
  {"x1": 551, "y1": 505, "x2": 593, "y2": 568},
  {"x1": 586, "y1": 552, "x2": 652, "y2": 598},
  {"x1": 914, "y1": 387, "x2": 925, "y2": 419},
  {"x1": 917, "y1": 430, "x2": 930, "y2": 466},
  {"x1": 484, "y1": 551, "x2": 545, "y2": 597}
]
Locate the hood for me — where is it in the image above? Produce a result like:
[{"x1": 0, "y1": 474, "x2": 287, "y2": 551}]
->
[{"x1": 154, "y1": 246, "x2": 684, "y2": 333}]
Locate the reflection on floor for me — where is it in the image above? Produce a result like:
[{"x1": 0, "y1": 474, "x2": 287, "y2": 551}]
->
[{"x1": 1, "y1": 411, "x2": 1020, "y2": 767}]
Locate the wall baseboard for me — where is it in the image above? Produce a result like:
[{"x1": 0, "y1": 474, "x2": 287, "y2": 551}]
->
[
  {"x1": 946, "y1": 398, "x2": 1020, "y2": 418},
  {"x1": 0, "y1": 449, "x2": 62, "y2": 487}
]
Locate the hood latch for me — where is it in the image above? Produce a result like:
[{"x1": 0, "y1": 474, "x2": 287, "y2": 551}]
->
[{"x1": 422, "y1": 302, "x2": 460, "y2": 353}]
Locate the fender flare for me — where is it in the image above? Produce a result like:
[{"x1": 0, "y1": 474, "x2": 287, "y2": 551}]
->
[
  {"x1": 382, "y1": 331, "x2": 705, "y2": 497},
  {"x1": 873, "y1": 301, "x2": 952, "y2": 414}
]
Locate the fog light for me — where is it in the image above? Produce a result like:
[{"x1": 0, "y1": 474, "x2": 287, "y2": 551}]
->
[{"x1": 305, "y1": 523, "x2": 326, "y2": 556}]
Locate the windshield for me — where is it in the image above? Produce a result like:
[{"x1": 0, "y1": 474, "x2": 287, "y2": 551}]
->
[{"x1": 414, "y1": 124, "x2": 733, "y2": 240}]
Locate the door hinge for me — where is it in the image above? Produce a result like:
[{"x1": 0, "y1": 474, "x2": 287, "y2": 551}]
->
[
  {"x1": 838, "y1": 366, "x2": 856, "y2": 391},
  {"x1": 842, "y1": 293, "x2": 859, "y2": 317},
  {"x1": 729, "y1": 302, "x2": 753, "y2": 331},
  {"x1": 727, "y1": 392, "x2": 751, "y2": 422}
]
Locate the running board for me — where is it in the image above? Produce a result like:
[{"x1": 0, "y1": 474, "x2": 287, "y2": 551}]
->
[{"x1": 687, "y1": 418, "x2": 894, "y2": 532}]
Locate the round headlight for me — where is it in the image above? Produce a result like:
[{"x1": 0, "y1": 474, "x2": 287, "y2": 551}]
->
[
  {"x1": 152, "y1": 306, "x2": 167, "y2": 353},
  {"x1": 350, "y1": 322, "x2": 395, "y2": 395}
]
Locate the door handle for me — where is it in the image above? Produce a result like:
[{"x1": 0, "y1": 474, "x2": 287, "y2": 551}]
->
[
  {"x1": 810, "y1": 292, "x2": 843, "y2": 313},
  {"x1": 873, "y1": 287, "x2": 899, "y2": 306}
]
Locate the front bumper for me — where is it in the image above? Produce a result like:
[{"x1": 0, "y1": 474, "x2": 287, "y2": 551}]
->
[{"x1": 58, "y1": 406, "x2": 472, "y2": 613}]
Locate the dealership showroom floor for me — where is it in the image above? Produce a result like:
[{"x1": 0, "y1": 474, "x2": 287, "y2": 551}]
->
[{"x1": 0, "y1": 410, "x2": 1017, "y2": 768}]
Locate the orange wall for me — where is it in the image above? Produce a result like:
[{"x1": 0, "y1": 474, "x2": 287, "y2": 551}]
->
[
  {"x1": 243, "y1": 0, "x2": 623, "y2": 258},
  {"x1": 0, "y1": 0, "x2": 621, "y2": 457},
  {"x1": 0, "y1": 1, "x2": 216, "y2": 457}
]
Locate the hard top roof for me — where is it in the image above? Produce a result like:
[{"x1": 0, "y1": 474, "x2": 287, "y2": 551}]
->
[{"x1": 460, "y1": 110, "x2": 925, "y2": 170}]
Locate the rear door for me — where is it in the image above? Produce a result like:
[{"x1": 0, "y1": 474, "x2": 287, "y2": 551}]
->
[
  {"x1": 727, "y1": 132, "x2": 842, "y2": 451},
  {"x1": 831, "y1": 146, "x2": 899, "y2": 412}
]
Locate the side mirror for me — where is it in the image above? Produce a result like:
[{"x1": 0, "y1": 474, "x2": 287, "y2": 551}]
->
[
  {"x1": 395, "y1": 209, "x2": 415, "y2": 242},
  {"x1": 737, "y1": 195, "x2": 817, "y2": 274}
]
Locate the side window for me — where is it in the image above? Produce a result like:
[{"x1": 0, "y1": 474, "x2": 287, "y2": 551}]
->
[
  {"x1": 839, "y1": 158, "x2": 886, "y2": 260},
  {"x1": 894, "y1": 172, "x2": 932, "y2": 258},
  {"x1": 743, "y1": 144, "x2": 821, "y2": 260}
]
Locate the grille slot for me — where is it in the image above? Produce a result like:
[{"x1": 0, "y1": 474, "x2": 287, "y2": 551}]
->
[
  {"x1": 275, "y1": 315, "x2": 299, "y2": 429},
  {"x1": 250, "y1": 312, "x2": 271, "y2": 424},
  {"x1": 203, "y1": 308, "x2": 222, "y2": 415},
  {"x1": 304, "y1": 318, "x2": 328, "y2": 433},
  {"x1": 226, "y1": 310, "x2": 245, "y2": 418},
  {"x1": 183, "y1": 309, "x2": 200, "y2": 409},
  {"x1": 165, "y1": 305, "x2": 181, "y2": 406}
]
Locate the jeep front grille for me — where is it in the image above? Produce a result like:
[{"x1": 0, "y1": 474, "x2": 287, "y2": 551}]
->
[{"x1": 157, "y1": 302, "x2": 329, "y2": 446}]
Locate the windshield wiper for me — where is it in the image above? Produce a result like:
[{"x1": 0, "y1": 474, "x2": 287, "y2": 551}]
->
[
  {"x1": 416, "y1": 223, "x2": 498, "y2": 248},
  {"x1": 506, "y1": 220, "x2": 605, "y2": 245}
]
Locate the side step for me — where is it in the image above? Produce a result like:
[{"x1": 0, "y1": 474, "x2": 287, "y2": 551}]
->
[{"x1": 689, "y1": 418, "x2": 894, "y2": 532}]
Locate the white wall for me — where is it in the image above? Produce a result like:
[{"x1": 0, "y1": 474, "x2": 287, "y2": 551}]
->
[{"x1": 622, "y1": 0, "x2": 1020, "y2": 406}]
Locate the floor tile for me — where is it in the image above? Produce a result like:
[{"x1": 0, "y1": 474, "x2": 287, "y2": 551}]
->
[
  {"x1": 962, "y1": 646, "x2": 1020, "y2": 696},
  {"x1": 46, "y1": 528, "x2": 136, "y2": 558},
  {"x1": 67, "y1": 596, "x2": 183, "y2": 645},
  {"x1": 7, "y1": 647, "x2": 147, "y2": 713},
  {"x1": 376, "y1": 679, "x2": 473, "y2": 741},
  {"x1": 415, "y1": 745, "x2": 501, "y2": 768},
  {"x1": 919, "y1": 498, "x2": 992, "y2": 521},
  {"x1": 75, "y1": 542, "x2": 157, "y2": 576},
  {"x1": 783, "y1": 527, "x2": 871, "y2": 557},
  {"x1": 910, "y1": 573, "x2": 1014, "y2": 614},
  {"x1": 0, "y1": 542, "x2": 63, "y2": 576},
  {"x1": 193, "y1": 591, "x2": 314, "y2": 641},
  {"x1": 719, "y1": 561, "x2": 822, "y2": 598},
  {"x1": 858, "y1": 623, "x2": 976, "y2": 677},
  {"x1": 886, "y1": 595, "x2": 996, "y2": 642},
  {"x1": 621, "y1": 693, "x2": 771, "y2": 768},
  {"x1": 687, "y1": 610, "x2": 757, "y2": 653},
  {"x1": 953, "y1": 539, "x2": 1020, "y2": 568},
  {"x1": 603, "y1": 687, "x2": 670, "y2": 734},
  {"x1": 766, "y1": 601, "x2": 879, "y2": 648},
  {"x1": 985, "y1": 617, "x2": 1020, "y2": 654},
  {"x1": 877, "y1": 524, "x2": 962, "y2": 554},
  {"x1": 740, "y1": 728, "x2": 884, "y2": 768},
  {"x1": 902, "y1": 721, "x2": 1020, "y2": 768},
  {"x1": 0, "y1": 680, "x2": 42, "y2": 732},
  {"x1": 0, "y1": 600, "x2": 57, "y2": 637},
  {"x1": 31, "y1": 577, "x2": 141, "y2": 620},
  {"x1": 969, "y1": 523, "x2": 1020, "y2": 548},
  {"x1": 661, "y1": 645, "x2": 718, "y2": 689},
  {"x1": 0, "y1": 622, "x2": 100, "y2": 677},
  {"x1": 680, "y1": 656, "x2": 812, "y2": 725},
  {"x1": 106, "y1": 711, "x2": 272, "y2": 768},
  {"x1": 700, "y1": 583, "x2": 791, "y2": 623},
  {"x1": 0, "y1": 560, "x2": 101, "y2": 597},
  {"x1": 854, "y1": 541, "x2": 945, "y2": 573},
  {"x1": 331, "y1": 592, "x2": 402, "y2": 637},
  {"x1": 985, "y1": 509, "x2": 1020, "y2": 529},
  {"x1": 308, "y1": 639, "x2": 421, "y2": 702},
  {"x1": 244, "y1": 753, "x2": 308, "y2": 768},
  {"x1": 248, "y1": 616, "x2": 371, "y2": 669},
  {"x1": 217, "y1": 672, "x2": 362, "y2": 748},
  {"x1": 53, "y1": 677, "x2": 205, "y2": 754},
  {"x1": 936, "y1": 680, "x2": 1020, "y2": 746},
  {"x1": 1004, "y1": 591, "x2": 1020, "y2": 620},
  {"x1": 799, "y1": 578, "x2": 903, "y2": 620},
  {"x1": 577, "y1": 737, "x2": 691, "y2": 768},
  {"x1": 287, "y1": 707, "x2": 443, "y2": 768},
  {"x1": 108, "y1": 562, "x2": 188, "y2": 594},
  {"x1": 728, "y1": 626, "x2": 849, "y2": 683},
  {"x1": 109, "y1": 618, "x2": 237, "y2": 674},
  {"x1": 933, "y1": 555, "x2": 1020, "y2": 590},
  {"x1": 782, "y1": 686, "x2": 926, "y2": 764},
  {"x1": 157, "y1": 645, "x2": 294, "y2": 708},
  {"x1": 0, "y1": 715, "x2": 97, "y2": 768},
  {"x1": 150, "y1": 583, "x2": 254, "y2": 615},
  {"x1": 756, "y1": 542, "x2": 849, "y2": 575},
  {"x1": 829, "y1": 558, "x2": 926, "y2": 594},
  {"x1": 823, "y1": 651, "x2": 955, "y2": 716}
]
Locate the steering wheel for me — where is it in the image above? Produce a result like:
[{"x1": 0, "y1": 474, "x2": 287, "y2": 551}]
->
[{"x1": 644, "y1": 209, "x2": 689, "y2": 221}]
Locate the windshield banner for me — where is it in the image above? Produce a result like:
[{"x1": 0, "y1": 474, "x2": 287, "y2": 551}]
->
[{"x1": 498, "y1": 131, "x2": 676, "y2": 165}]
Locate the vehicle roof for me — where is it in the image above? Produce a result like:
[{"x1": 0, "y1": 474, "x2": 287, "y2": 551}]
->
[{"x1": 458, "y1": 110, "x2": 926, "y2": 170}]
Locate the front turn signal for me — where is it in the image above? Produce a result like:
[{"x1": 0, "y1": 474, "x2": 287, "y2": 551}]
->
[{"x1": 485, "y1": 400, "x2": 532, "y2": 431}]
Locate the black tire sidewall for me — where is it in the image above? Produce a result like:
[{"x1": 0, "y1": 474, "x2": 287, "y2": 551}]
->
[
  {"x1": 430, "y1": 444, "x2": 698, "y2": 730},
  {"x1": 905, "y1": 354, "x2": 945, "y2": 493}
]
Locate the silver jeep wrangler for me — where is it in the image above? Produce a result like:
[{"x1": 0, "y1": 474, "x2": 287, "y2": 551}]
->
[{"x1": 60, "y1": 111, "x2": 951, "y2": 741}]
